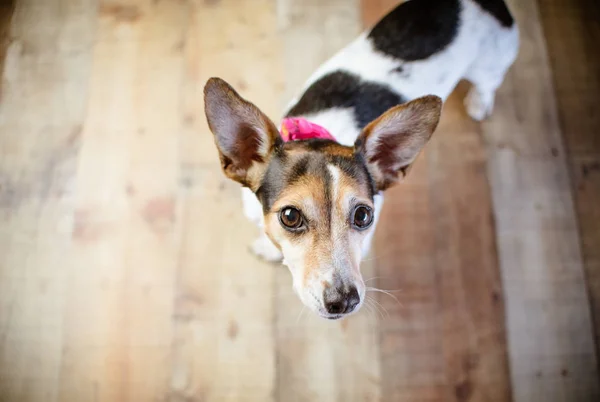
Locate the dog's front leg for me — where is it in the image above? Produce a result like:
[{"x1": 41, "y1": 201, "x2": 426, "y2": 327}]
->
[
  {"x1": 241, "y1": 188, "x2": 283, "y2": 262},
  {"x1": 251, "y1": 233, "x2": 283, "y2": 262}
]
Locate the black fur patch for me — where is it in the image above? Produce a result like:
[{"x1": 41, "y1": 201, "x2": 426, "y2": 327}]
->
[
  {"x1": 367, "y1": 0, "x2": 461, "y2": 61},
  {"x1": 286, "y1": 71, "x2": 405, "y2": 130},
  {"x1": 331, "y1": 153, "x2": 376, "y2": 200},
  {"x1": 471, "y1": 0, "x2": 514, "y2": 27},
  {"x1": 256, "y1": 142, "x2": 374, "y2": 213},
  {"x1": 392, "y1": 65, "x2": 404, "y2": 74},
  {"x1": 287, "y1": 154, "x2": 310, "y2": 185}
]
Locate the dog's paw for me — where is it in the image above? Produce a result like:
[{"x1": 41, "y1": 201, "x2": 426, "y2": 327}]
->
[
  {"x1": 465, "y1": 87, "x2": 494, "y2": 121},
  {"x1": 250, "y1": 236, "x2": 283, "y2": 263}
]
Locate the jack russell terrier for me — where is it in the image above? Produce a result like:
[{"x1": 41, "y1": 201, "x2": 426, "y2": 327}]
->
[{"x1": 204, "y1": 0, "x2": 519, "y2": 319}]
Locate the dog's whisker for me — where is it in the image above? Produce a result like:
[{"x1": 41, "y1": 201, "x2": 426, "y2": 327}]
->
[
  {"x1": 295, "y1": 305, "x2": 306, "y2": 325},
  {"x1": 366, "y1": 287, "x2": 403, "y2": 293},
  {"x1": 368, "y1": 300, "x2": 383, "y2": 320},
  {"x1": 361, "y1": 249, "x2": 398, "y2": 263},
  {"x1": 364, "y1": 298, "x2": 377, "y2": 319},
  {"x1": 365, "y1": 299, "x2": 373, "y2": 314},
  {"x1": 366, "y1": 287, "x2": 404, "y2": 308},
  {"x1": 366, "y1": 296, "x2": 386, "y2": 320},
  {"x1": 363, "y1": 276, "x2": 386, "y2": 283},
  {"x1": 368, "y1": 295, "x2": 391, "y2": 319},
  {"x1": 362, "y1": 301, "x2": 375, "y2": 319}
]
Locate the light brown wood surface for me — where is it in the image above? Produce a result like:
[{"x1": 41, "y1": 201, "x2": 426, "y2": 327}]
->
[
  {"x1": 0, "y1": 1, "x2": 97, "y2": 400},
  {"x1": 481, "y1": 1, "x2": 599, "y2": 400},
  {"x1": 537, "y1": 0, "x2": 600, "y2": 358},
  {"x1": 0, "y1": 1, "x2": 598, "y2": 401}
]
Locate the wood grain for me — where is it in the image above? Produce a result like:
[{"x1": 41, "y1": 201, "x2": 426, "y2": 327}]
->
[
  {"x1": 427, "y1": 83, "x2": 512, "y2": 402},
  {"x1": 537, "y1": 0, "x2": 600, "y2": 357},
  {"x1": 482, "y1": 1, "x2": 600, "y2": 400},
  {"x1": 0, "y1": 0, "x2": 598, "y2": 401},
  {"x1": 0, "y1": 1, "x2": 96, "y2": 400},
  {"x1": 58, "y1": 1, "x2": 187, "y2": 400},
  {"x1": 173, "y1": 0, "x2": 281, "y2": 399}
]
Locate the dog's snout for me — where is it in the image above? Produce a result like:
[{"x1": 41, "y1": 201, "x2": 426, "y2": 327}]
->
[{"x1": 324, "y1": 286, "x2": 360, "y2": 315}]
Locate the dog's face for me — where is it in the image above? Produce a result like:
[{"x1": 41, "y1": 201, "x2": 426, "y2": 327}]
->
[
  {"x1": 260, "y1": 140, "x2": 377, "y2": 319},
  {"x1": 204, "y1": 78, "x2": 441, "y2": 319}
]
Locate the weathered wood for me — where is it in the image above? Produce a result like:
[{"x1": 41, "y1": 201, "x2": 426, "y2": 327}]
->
[
  {"x1": 427, "y1": 83, "x2": 513, "y2": 402},
  {"x1": 1, "y1": 0, "x2": 599, "y2": 401},
  {"x1": 172, "y1": 0, "x2": 282, "y2": 400},
  {"x1": 483, "y1": 0, "x2": 600, "y2": 400},
  {"x1": 368, "y1": 88, "x2": 513, "y2": 402},
  {"x1": 57, "y1": 1, "x2": 187, "y2": 400},
  {"x1": 362, "y1": 1, "x2": 512, "y2": 401},
  {"x1": 0, "y1": 1, "x2": 96, "y2": 401},
  {"x1": 537, "y1": 0, "x2": 600, "y2": 357}
]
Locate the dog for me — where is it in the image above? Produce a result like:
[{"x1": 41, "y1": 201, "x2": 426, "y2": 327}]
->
[{"x1": 203, "y1": 0, "x2": 518, "y2": 320}]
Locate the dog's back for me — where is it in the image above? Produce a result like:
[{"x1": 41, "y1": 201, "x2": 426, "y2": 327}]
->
[{"x1": 285, "y1": 0, "x2": 519, "y2": 145}]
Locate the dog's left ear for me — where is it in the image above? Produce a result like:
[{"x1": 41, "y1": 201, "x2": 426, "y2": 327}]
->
[
  {"x1": 354, "y1": 95, "x2": 442, "y2": 191},
  {"x1": 204, "y1": 77, "x2": 281, "y2": 190}
]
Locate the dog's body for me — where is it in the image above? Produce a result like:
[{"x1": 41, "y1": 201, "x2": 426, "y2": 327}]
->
[
  {"x1": 205, "y1": 0, "x2": 518, "y2": 319},
  {"x1": 243, "y1": 0, "x2": 518, "y2": 263}
]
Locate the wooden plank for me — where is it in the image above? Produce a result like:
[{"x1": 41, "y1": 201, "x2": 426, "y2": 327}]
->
[
  {"x1": 275, "y1": 1, "x2": 381, "y2": 401},
  {"x1": 371, "y1": 137, "x2": 446, "y2": 402},
  {"x1": 170, "y1": 0, "x2": 282, "y2": 399},
  {"x1": 369, "y1": 71, "x2": 514, "y2": 401},
  {"x1": 2, "y1": 1, "x2": 596, "y2": 401},
  {"x1": 371, "y1": 88, "x2": 513, "y2": 402},
  {"x1": 427, "y1": 83, "x2": 513, "y2": 402},
  {"x1": 361, "y1": 1, "x2": 512, "y2": 401},
  {"x1": 56, "y1": 1, "x2": 187, "y2": 400},
  {"x1": 0, "y1": 1, "x2": 97, "y2": 401},
  {"x1": 537, "y1": 0, "x2": 600, "y2": 356},
  {"x1": 483, "y1": 0, "x2": 600, "y2": 400}
]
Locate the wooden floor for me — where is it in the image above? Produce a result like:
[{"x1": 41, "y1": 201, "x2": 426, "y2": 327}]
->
[{"x1": 0, "y1": 0, "x2": 599, "y2": 401}]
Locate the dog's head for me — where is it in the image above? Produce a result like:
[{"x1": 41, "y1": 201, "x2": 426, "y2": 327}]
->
[{"x1": 204, "y1": 77, "x2": 441, "y2": 319}]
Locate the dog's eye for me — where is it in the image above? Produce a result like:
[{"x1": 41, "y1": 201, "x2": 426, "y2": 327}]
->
[
  {"x1": 352, "y1": 205, "x2": 373, "y2": 230},
  {"x1": 279, "y1": 207, "x2": 303, "y2": 230}
]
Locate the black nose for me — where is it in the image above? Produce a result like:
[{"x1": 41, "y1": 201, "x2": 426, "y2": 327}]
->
[{"x1": 324, "y1": 286, "x2": 360, "y2": 315}]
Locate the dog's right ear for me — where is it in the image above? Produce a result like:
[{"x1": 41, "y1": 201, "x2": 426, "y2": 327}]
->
[
  {"x1": 354, "y1": 95, "x2": 442, "y2": 191},
  {"x1": 204, "y1": 77, "x2": 281, "y2": 190}
]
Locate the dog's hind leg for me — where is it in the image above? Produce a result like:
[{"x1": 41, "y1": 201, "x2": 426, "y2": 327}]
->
[{"x1": 464, "y1": 23, "x2": 519, "y2": 121}]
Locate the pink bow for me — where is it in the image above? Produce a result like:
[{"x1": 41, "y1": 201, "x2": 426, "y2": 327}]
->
[{"x1": 280, "y1": 117, "x2": 336, "y2": 142}]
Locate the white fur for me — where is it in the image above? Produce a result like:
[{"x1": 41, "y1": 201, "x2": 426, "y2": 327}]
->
[
  {"x1": 326, "y1": 164, "x2": 341, "y2": 199},
  {"x1": 251, "y1": 233, "x2": 283, "y2": 262},
  {"x1": 244, "y1": 0, "x2": 518, "y2": 261}
]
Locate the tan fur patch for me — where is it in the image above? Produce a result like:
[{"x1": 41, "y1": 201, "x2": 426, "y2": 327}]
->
[
  {"x1": 270, "y1": 175, "x2": 325, "y2": 215},
  {"x1": 282, "y1": 141, "x2": 354, "y2": 158},
  {"x1": 319, "y1": 143, "x2": 355, "y2": 158}
]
